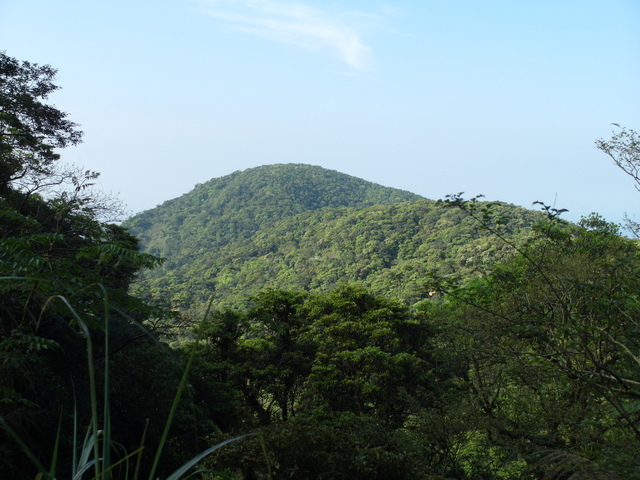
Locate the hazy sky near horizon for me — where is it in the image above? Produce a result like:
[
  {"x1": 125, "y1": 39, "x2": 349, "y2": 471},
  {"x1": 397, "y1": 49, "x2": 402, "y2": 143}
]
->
[{"x1": 1, "y1": 0, "x2": 639, "y2": 226}]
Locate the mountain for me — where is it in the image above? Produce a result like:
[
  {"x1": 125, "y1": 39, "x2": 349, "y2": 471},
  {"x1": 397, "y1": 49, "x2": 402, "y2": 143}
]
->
[
  {"x1": 127, "y1": 163, "x2": 422, "y2": 257},
  {"x1": 124, "y1": 164, "x2": 542, "y2": 311}
]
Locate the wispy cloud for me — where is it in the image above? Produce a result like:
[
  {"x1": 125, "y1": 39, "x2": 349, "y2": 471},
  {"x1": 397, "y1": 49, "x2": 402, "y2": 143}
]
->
[{"x1": 197, "y1": 0, "x2": 378, "y2": 69}]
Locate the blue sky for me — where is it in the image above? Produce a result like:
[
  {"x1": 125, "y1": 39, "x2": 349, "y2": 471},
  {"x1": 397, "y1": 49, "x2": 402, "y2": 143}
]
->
[{"x1": 1, "y1": 0, "x2": 639, "y2": 226}]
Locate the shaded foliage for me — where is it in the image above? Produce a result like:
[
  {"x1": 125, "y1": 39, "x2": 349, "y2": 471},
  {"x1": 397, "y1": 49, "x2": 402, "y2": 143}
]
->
[{"x1": 0, "y1": 52, "x2": 206, "y2": 479}]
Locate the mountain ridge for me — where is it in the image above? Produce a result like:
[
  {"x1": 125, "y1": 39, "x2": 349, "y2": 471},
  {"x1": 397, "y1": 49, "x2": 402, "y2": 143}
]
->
[
  {"x1": 124, "y1": 163, "x2": 541, "y2": 310},
  {"x1": 127, "y1": 163, "x2": 422, "y2": 257}
]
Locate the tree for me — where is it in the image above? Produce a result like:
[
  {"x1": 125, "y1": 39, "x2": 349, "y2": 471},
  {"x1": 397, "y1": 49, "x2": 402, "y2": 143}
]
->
[
  {"x1": 301, "y1": 285, "x2": 431, "y2": 426},
  {"x1": 0, "y1": 53, "x2": 187, "y2": 479},
  {"x1": 596, "y1": 124, "x2": 640, "y2": 236},
  {"x1": 0, "y1": 52, "x2": 82, "y2": 199},
  {"x1": 431, "y1": 202, "x2": 640, "y2": 478},
  {"x1": 195, "y1": 287, "x2": 449, "y2": 480},
  {"x1": 194, "y1": 290, "x2": 314, "y2": 426}
]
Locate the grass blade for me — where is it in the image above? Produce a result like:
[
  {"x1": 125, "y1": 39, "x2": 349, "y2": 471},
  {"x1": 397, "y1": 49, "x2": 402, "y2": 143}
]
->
[
  {"x1": 0, "y1": 415, "x2": 52, "y2": 478},
  {"x1": 147, "y1": 292, "x2": 218, "y2": 480},
  {"x1": 165, "y1": 434, "x2": 255, "y2": 480}
]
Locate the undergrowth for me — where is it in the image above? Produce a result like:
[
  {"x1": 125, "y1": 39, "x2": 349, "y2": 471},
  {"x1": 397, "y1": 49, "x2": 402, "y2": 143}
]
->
[{"x1": 0, "y1": 282, "x2": 252, "y2": 480}]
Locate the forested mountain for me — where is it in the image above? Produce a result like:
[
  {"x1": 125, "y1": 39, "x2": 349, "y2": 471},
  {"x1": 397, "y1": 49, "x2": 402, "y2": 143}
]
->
[
  {"x1": 125, "y1": 164, "x2": 541, "y2": 311},
  {"x1": 128, "y1": 163, "x2": 422, "y2": 257}
]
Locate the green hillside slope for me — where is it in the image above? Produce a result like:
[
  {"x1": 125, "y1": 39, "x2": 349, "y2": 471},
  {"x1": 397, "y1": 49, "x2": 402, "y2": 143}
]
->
[
  {"x1": 125, "y1": 164, "x2": 541, "y2": 311},
  {"x1": 127, "y1": 163, "x2": 422, "y2": 255}
]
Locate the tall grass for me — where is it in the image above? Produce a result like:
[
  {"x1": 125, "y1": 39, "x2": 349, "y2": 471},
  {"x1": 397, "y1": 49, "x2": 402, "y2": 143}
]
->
[{"x1": 0, "y1": 283, "x2": 252, "y2": 480}]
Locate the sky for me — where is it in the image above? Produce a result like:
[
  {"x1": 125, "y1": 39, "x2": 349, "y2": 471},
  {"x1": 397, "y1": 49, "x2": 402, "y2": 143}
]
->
[{"x1": 1, "y1": 0, "x2": 639, "y2": 227}]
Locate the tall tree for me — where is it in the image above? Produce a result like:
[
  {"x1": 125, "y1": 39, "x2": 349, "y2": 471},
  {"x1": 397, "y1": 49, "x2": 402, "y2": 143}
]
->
[
  {"x1": 0, "y1": 53, "x2": 185, "y2": 479},
  {"x1": 0, "y1": 52, "x2": 82, "y2": 199},
  {"x1": 433, "y1": 206, "x2": 640, "y2": 477},
  {"x1": 301, "y1": 285, "x2": 430, "y2": 426},
  {"x1": 596, "y1": 124, "x2": 640, "y2": 237}
]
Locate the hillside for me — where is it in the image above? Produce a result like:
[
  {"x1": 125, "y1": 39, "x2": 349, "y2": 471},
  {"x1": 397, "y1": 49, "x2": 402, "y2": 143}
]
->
[
  {"x1": 125, "y1": 164, "x2": 541, "y2": 310},
  {"x1": 127, "y1": 164, "x2": 421, "y2": 256}
]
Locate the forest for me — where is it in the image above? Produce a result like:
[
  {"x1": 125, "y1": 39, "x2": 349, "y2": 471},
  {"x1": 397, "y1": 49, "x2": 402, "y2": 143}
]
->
[
  {"x1": 124, "y1": 163, "x2": 544, "y2": 313},
  {"x1": 1, "y1": 52, "x2": 639, "y2": 480}
]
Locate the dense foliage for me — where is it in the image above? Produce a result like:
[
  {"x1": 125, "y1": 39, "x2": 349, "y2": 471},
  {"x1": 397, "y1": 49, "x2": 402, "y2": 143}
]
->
[
  {"x1": 181, "y1": 213, "x2": 639, "y2": 479},
  {"x1": 0, "y1": 52, "x2": 209, "y2": 479},
  {"x1": 125, "y1": 166, "x2": 542, "y2": 313},
  {"x1": 425, "y1": 210, "x2": 640, "y2": 478},
  {"x1": 188, "y1": 286, "x2": 448, "y2": 479},
  {"x1": 127, "y1": 163, "x2": 422, "y2": 259}
]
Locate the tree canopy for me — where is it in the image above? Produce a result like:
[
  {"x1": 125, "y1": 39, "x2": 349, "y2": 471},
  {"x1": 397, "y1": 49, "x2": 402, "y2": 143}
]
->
[
  {"x1": 0, "y1": 52, "x2": 82, "y2": 197},
  {"x1": 596, "y1": 125, "x2": 640, "y2": 237}
]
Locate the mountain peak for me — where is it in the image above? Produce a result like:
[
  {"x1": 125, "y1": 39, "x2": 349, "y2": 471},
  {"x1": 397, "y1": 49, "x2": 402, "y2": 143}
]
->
[
  {"x1": 125, "y1": 163, "x2": 423, "y2": 256},
  {"x1": 189, "y1": 163, "x2": 423, "y2": 212},
  {"x1": 124, "y1": 163, "x2": 539, "y2": 310}
]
